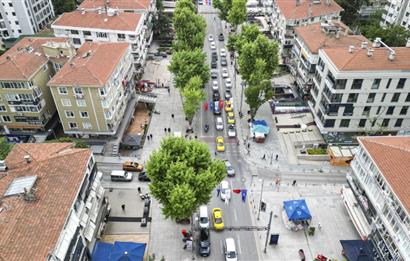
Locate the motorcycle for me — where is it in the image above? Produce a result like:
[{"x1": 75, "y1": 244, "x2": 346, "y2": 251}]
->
[{"x1": 204, "y1": 124, "x2": 209, "y2": 133}]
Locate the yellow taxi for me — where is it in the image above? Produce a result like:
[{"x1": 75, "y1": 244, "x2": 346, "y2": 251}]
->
[
  {"x1": 227, "y1": 112, "x2": 235, "y2": 124},
  {"x1": 212, "y1": 208, "x2": 224, "y2": 230},
  {"x1": 216, "y1": 136, "x2": 225, "y2": 152},
  {"x1": 225, "y1": 100, "x2": 233, "y2": 112}
]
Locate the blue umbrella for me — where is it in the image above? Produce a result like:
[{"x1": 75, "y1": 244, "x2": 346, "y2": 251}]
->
[{"x1": 109, "y1": 242, "x2": 146, "y2": 261}]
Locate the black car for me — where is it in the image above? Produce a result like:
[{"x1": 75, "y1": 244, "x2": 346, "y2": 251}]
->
[
  {"x1": 138, "y1": 172, "x2": 151, "y2": 182},
  {"x1": 198, "y1": 228, "x2": 211, "y2": 257},
  {"x1": 225, "y1": 89, "x2": 232, "y2": 100},
  {"x1": 211, "y1": 52, "x2": 218, "y2": 60},
  {"x1": 211, "y1": 61, "x2": 217, "y2": 69},
  {"x1": 218, "y1": 33, "x2": 224, "y2": 41},
  {"x1": 213, "y1": 90, "x2": 220, "y2": 101},
  {"x1": 211, "y1": 70, "x2": 218, "y2": 79}
]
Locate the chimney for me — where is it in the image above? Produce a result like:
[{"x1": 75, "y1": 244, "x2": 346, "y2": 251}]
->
[
  {"x1": 388, "y1": 50, "x2": 396, "y2": 61},
  {"x1": 348, "y1": 45, "x2": 354, "y2": 53},
  {"x1": 372, "y1": 37, "x2": 381, "y2": 48},
  {"x1": 24, "y1": 155, "x2": 32, "y2": 163},
  {"x1": 367, "y1": 48, "x2": 374, "y2": 57},
  {"x1": 360, "y1": 41, "x2": 368, "y2": 49}
]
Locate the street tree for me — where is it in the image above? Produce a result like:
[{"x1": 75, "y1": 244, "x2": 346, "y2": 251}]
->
[
  {"x1": 181, "y1": 77, "x2": 205, "y2": 125},
  {"x1": 336, "y1": 0, "x2": 368, "y2": 26},
  {"x1": 244, "y1": 59, "x2": 274, "y2": 118},
  {"x1": 153, "y1": 0, "x2": 172, "y2": 39},
  {"x1": 0, "y1": 137, "x2": 13, "y2": 160},
  {"x1": 227, "y1": 0, "x2": 247, "y2": 30},
  {"x1": 361, "y1": 23, "x2": 410, "y2": 47},
  {"x1": 175, "y1": 0, "x2": 196, "y2": 13},
  {"x1": 213, "y1": 0, "x2": 233, "y2": 20},
  {"x1": 147, "y1": 137, "x2": 226, "y2": 220},
  {"x1": 228, "y1": 24, "x2": 261, "y2": 53},
  {"x1": 169, "y1": 49, "x2": 209, "y2": 89},
  {"x1": 52, "y1": 0, "x2": 76, "y2": 15},
  {"x1": 173, "y1": 8, "x2": 206, "y2": 50}
]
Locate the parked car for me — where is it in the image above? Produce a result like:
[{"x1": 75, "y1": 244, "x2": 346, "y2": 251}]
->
[
  {"x1": 138, "y1": 171, "x2": 151, "y2": 182},
  {"x1": 198, "y1": 228, "x2": 211, "y2": 256},
  {"x1": 213, "y1": 90, "x2": 221, "y2": 101},
  {"x1": 111, "y1": 170, "x2": 133, "y2": 182},
  {"x1": 227, "y1": 124, "x2": 236, "y2": 137},
  {"x1": 218, "y1": 33, "x2": 225, "y2": 41},
  {"x1": 212, "y1": 80, "x2": 219, "y2": 91},
  {"x1": 224, "y1": 161, "x2": 235, "y2": 177},
  {"x1": 215, "y1": 117, "x2": 224, "y2": 130},
  {"x1": 211, "y1": 70, "x2": 218, "y2": 79},
  {"x1": 212, "y1": 208, "x2": 225, "y2": 230},
  {"x1": 225, "y1": 78, "x2": 232, "y2": 89},
  {"x1": 211, "y1": 61, "x2": 217, "y2": 69},
  {"x1": 122, "y1": 161, "x2": 144, "y2": 172},
  {"x1": 224, "y1": 238, "x2": 238, "y2": 261},
  {"x1": 222, "y1": 68, "x2": 229, "y2": 78},
  {"x1": 225, "y1": 89, "x2": 232, "y2": 100}
]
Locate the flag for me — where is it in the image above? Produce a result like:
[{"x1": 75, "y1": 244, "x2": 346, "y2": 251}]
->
[
  {"x1": 241, "y1": 189, "x2": 247, "y2": 202},
  {"x1": 233, "y1": 189, "x2": 241, "y2": 194},
  {"x1": 210, "y1": 100, "x2": 214, "y2": 112}
]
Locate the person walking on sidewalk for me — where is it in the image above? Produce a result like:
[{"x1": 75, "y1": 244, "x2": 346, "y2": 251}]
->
[
  {"x1": 168, "y1": 127, "x2": 171, "y2": 133},
  {"x1": 147, "y1": 136, "x2": 150, "y2": 141},
  {"x1": 262, "y1": 154, "x2": 266, "y2": 160},
  {"x1": 121, "y1": 204, "x2": 125, "y2": 211},
  {"x1": 150, "y1": 134, "x2": 153, "y2": 139},
  {"x1": 292, "y1": 180, "x2": 297, "y2": 186},
  {"x1": 164, "y1": 128, "x2": 167, "y2": 133},
  {"x1": 171, "y1": 114, "x2": 174, "y2": 120},
  {"x1": 275, "y1": 154, "x2": 279, "y2": 160}
]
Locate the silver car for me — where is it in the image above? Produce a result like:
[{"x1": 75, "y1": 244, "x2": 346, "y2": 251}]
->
[
  {"x1": 225, "y1": 161, "x2": 235, "y2": 177},
  {"x1": 227, "y1": 124, "x2": 236, "y2": 137},
  {"x1": 216, "y1": 117, "x2": 224, "y2": 130}
]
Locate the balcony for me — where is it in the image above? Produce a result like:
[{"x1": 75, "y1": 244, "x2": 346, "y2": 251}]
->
[{"x1": 324, "y1": 77, "x2": 334, "y2": 89}]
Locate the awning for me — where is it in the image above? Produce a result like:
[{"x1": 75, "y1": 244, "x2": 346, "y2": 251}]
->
[
  {"x1": 340, "y1": 240, "x2": 374, "y2": 261},
  {"x1": 283, "y1": 199, "x2": 312, "y2": 221},
  {"x1": 92, "y1": 242, "x2": 113, "y2": 261},
  {"x1": 92, "y1": 241, "x2": 146, "y2": 261}
]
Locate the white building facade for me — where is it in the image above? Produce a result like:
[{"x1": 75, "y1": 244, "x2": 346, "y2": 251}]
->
[
  {"x1": 382, "y1": 0, "x2": 410, "y2": 29},
  {"x1": 0, "y1": 0, "x2": 55, "y2": 39},
  {"x1": 345, "y1": 136, "x2": 410, "y2": 260},
  {"x1": 309, "y1": 45, "x2": 410, "y2": 135}
]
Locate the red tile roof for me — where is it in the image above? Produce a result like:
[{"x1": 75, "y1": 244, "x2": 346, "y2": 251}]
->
[
  {"x1": 358, "y1": 136, "x2": 410, "y2": 213},
  {"x1": 48, "y1": 42, "x2": 129, "y2": 87},
  {"x1": 0, "y1": 37, "x2": 68, "y2": 81},
  {"x1": 322, "y1": 46, "x2": 410, "y2": 71},
  {"x1": 79, "y1": 0, "x2": 150, "y2": 11},
  {"x1": 276, "y1": 0, "x2": 343, "y2": 20},
  {"x1": 294, "y1": 21, "x2": 368, "y2": 54},
  {"x1": 0, "y1": 143, "x2": 92, "y2": 261},
  {"x1": 52, "y1": 10, "x2": 141, "y2": 32}
]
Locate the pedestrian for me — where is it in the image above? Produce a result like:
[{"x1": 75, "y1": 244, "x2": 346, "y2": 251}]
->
[
  {"x1": 121, "y1": 204, "x2": 125, "y2": 211},
  {"x1": 275, "y1": 154, "x2": 279, "y2": 160},
  {"x1": 168, "y1": 127, "x2": 171, "y2": 133},
  {"x1": 167, "y1": 87, "x2": 170, "y2": 94},
  {"x1": 214, "y1": 151, "x2": 217, "y2": 156},
  {"x1": 292, "y1": 180, "x2": 297, "y2": 186},
  {"x1": 150, "y1": 134, "x2": 153, "y2": 139},
  {"x1": 147, "y1": 135, "x2": 150, "y2": 141},
  {"x1": 171, "y1": 114, "x2": 174, "y2": 119},
  {"x1": 164, "y1": 128, "x2": 167, "y2": 133},
  {"x1": 247, "y1": 143, "x2": 250, "y2": 149},
  {"x1": 262, "y1": 154, "x2": 266, "y2": 160},
  {"x1": 195, "y1": 135, "x2": 198, "y2": 139},
  {"x1": 182, "y1": 229, "x2": 188, "y2": 237},
  {"x1": 138, "y1": 187, "x2": 142, "y2": 194},
  {"x1": 318, "y1": 223, "x2": 322, "y2": 230},
  {"x1": 161, "y1": 83, "x2": 164, "y2": 88}
]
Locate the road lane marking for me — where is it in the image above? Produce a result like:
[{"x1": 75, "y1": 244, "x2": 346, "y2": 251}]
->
[
  {"x1": 220, "y1": 239, "x2": 224, "y2": 254},
  {"x1": 236, "y1": 234, "x2": 242, "y2": 254},
  {"x1": 234, "y1": 209, "x2": 238, "y2": 221}
]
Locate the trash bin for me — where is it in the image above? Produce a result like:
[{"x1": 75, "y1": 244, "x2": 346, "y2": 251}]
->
[
  {"x1": 269, "y1": 234, "x2": 279, "y2": 245},
  {"x1": 308, "y1": 226, "x2": 315, "y2": 236}
]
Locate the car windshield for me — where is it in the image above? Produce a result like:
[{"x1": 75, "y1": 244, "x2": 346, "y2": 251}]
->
[
  {"x1": 215, "y1": 217, "x2": 222, "y2": 224},
  {"x1": 200, "y1": 217, "x2": 208, "y2": 223},
  {"x1": 227, "y1": 251, "x2": 236, "y2": 258}
]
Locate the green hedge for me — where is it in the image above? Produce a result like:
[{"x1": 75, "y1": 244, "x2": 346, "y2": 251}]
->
[{"x1": 307, "y1": 148, "x2": 327, "y2": 155}]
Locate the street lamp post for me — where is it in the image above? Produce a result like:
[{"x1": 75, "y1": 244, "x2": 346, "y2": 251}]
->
[
  {"x1": 264, "y1": 211, "x2": 273, "y2": 253},
  {"x1": 257, "y1": 179, "x2": 264, "y2": 220}
]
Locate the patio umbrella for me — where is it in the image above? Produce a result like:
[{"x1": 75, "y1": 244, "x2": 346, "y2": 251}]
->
[{"x1": 109, "y1": 242, "x2": 146, "y2": 261}]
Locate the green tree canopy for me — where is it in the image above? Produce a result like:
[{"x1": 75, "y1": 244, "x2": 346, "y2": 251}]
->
[
  {"x1": 175, "y1": 0, "x2": 196, "y2": 13},
  {"x1": 173, "y1": 8, "x2": 206, "y2": 50},
  {"x1": 227, "y1": 0, "x2": 247, "y2": 29},
  {"x1": 181, "y1": 77, "x2": 205, "y2": 125},
  {"x1": 153, "y1": 0, "x2": 172, "y2": 39},
  {"x1": 169, "y1": 49, "x2": 209, "y2": 89},
  {"x1": 147, "y1": 137, "x2": 226, "y2": 220},
  {"x1": 52, "y1": 0, "x2": 76, "y2": 15},
  {"x1": 213, "y1": 0, "x2": 233, "y2": 20},
  {"x1": 0, "y1": 137, "x2": 13, "y2": 160},
  {"x1": 336, "y1": 0, "x2": 369, "y2": 26}
]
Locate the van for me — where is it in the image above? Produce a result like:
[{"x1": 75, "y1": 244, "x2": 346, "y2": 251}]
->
[
  {"x1": 110, "y1": 170, "x2": 133, "y2": 182},
  {"x1": 199, "y1": 205, "x2": 209, "y2": 229},
  {"x1": 224, "y1": 238, "x2": 237, "y2": 261},
  {"x1": 220, "y1": 180, "x2": 231, "y2": 201}
]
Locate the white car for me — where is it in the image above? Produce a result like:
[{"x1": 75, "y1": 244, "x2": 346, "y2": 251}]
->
[
  {"x1": 227, "y1": 124, "x2": 236, "y2": 137},
  {"x1": 212, "y1": 80, "x2": 218, "y2": 91},
  {"x1": 225, "y1": 78, "x2": 232, "y2": 89},
  {"x1": 208, "y1": 34, "x2": 214, "y2": 42},
  {"x1": 211, "y1": 42, "x2": 216, "y2": 50},
  {"x1": 224, "y1": 161, "x2": 235, "y2": 177},
  {"x1": 222, "y1": 68, "x2": 229, "y2": 78},
  {"x1": 215, "y1": 117, "x2": 224, "y2": 130},
  {"x1": 220, "y1": 180, "x2": 231, "y2": 201},
  {"x1": 220, "y1": 48, "x2": 227, "y2": 57}
]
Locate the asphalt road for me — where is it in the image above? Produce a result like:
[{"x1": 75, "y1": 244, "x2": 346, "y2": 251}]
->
[{"x1": 196, "y1": 5, "x2": 261, "y2": 261}]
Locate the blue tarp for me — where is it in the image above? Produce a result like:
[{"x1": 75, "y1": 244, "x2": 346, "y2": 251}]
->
[
  {"x1": 92, "y1": 241, "x2": 146, "y2": 261},
  {"x1": 252, "y1": 124, "x2": 270, "y2": 135},
  {"x1": 283, "y1": 199, "x2": 312, "y2": 221},
  {"x1": 340, "y1": 240, "x2": 374, "y2": 261},
  {"x1": 253, "y1": 120, "x2": 268, "y2": 126}
]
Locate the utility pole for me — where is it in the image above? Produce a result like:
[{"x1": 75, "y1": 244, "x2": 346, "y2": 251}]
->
[
  {"x1": 264, "y1": 211, "x2": 273, "y2": 253},
  {"x1": 257, "y1": 179, "x2": 264, "y2": 220}
]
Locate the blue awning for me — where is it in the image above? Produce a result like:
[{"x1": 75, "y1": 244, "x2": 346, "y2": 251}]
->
[
  {"x1": 283, "y1": 199, "x2": 312, "y2": 221},
  {"x1": 253, "y1": 119, "x2": 268, "y2": 126},
  {"x1": 340, "y1": 240, "x2": 374, "y2": 261},
  {"x1": 252, "y1": 124, "x2": 270, "y2": 134},
  {"x1": 92, "y1": 241, "x2": 146, "y2": 261},
  {"x1": 92, "y1": 242, "x2": 113, "y2": 261}
]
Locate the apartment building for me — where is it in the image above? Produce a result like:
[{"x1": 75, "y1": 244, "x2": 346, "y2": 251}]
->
[
  {"x1": 52, "y1": 9, "x2": 149, "y2": 72},
  {"x1": 262, "y1": 0, "x2": 343, "y2": 61},
  {"x1": 0, "y1": 37, "x2": 75, "y2": 133},
  {"x1": 309, "y1": 42, "x2": 410, "y2": 135},
  {"x1": 0, "y1": 0, "x2": 55, "y2": 39},
  {"x1": 0, "y1": 142, "x2": 108, "y2": 261},
  {"x1": 382, "y1": 0, "x2": 410, "y2": 29},
  {"x1": 344, "y1": 136, "x2": 410, "y2": 260},
  {"x1": 290, "y1": 21, "x2": 367, "y2": 99},
  {"x1": 48, "y1": 42, "x2": 134, "y2": 137}
]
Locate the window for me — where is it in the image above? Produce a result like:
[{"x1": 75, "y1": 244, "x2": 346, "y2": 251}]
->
[
  {"x1": 376, "y1": 106, "x2": 382, "y2": 115},
  {"x1": 351, "y1": 79, "x2": 363, "y2": 90},
  {"x1": 359, "y1": 119, "x2": 366, "y2": 127},
  {"x1": 80, "y1": 111, "x2": 89, "y2": 118},
  {"x1": 117, "y1": 33, "x2": 126, "y2": 40},
  {"x1": 381, "y1": 93, "x2": 386, "y2": 102},
  {"x1": 372, "y1": 79, "x2": 381, "y2": 89},
  {"x1": 397, "y1": 78, "x2": 406, "y2": 89},
  {"x1": 76, "y1": 99, "x2": 86, "y2": 107},
  {"x1": 382, "y1": 119, "x2": 390, "y2": 127},
  {"x1": 74, "y1": 87, "x2": 83, "y2": 94},
  {"x1": 335, "y1": 79, "x2": 347, "y2": 90},
  {"x1": 0, "y1": 106, "x2": 6, "y2": 112},
  {"x1": 367, "y1": 93, "x2": 376, "y2": 103},
  {"x1": 400, "y1": 106, "x2": 408, "y2": 115},
  {"x1": 395, "y1": 119, "x2": 403, "y2": 127},
  {"x1": 100, "y1": 87, "x2": 107, "y2": 96},
  {"x1": 96, "y1": 32, "x2": 107, "y2": 38},
  {"x1": 70, "y1": 30, "x2": 79, "y2": 34},
  {"x1": 386, "y1": 79, "x2": 392, "y2": 89},
  {"x1": 73, "y1": 38, "x2": 81, "y2": 45},
  {"x1": 8, "y1": 3, "x2": 12, "y2": 7},
  {"x1": 61, "y1": 99, "x2": 71, "y2": 106},
  {"x1": 340, "y1": 119, "x2": 350, "y2": 128},
  {"x1": 343, "y1": 106, "x2": 354, "y2": 116},
  {"x1": 324, "y1": 119, "x2": 335, "y2": 128},
  {"x1": 347, "y1": 93, "x2": 358, "y2": 103},
  {"x1": 83, "y1": 31, "x2": 91, "y2": 36},
  {"x1": 2, "y1": 116, "x2": 11, "y2": 122},
  {"x1": 69, "y1": 122, "x2": 78, "y2": 129},
  {"x1": 406, "y1": 93, "x2": 410, "y2": 102},
  {"x1": 65, "y1": 111, "x2": 75, "y2": 118},
  {"x1": 391, "y1": 93, "x2": 400, "y2": 102},
  {"x1": 58, "y1": 87, "x2": 67, "y2": 94},
  {"x1": 386, "y1": 106, "x2": 394, "y2": 115},
  {"x1": 104, "y1": 111, "x2": 112, "y2": 119},
  {"x1": 83, "y1": 122, "x2": 92, "y2": 129}
]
